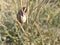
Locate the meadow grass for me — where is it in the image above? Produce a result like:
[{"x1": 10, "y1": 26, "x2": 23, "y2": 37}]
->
[{"x1": 0, "y1": 0, "x2": 60, "y2": 45}]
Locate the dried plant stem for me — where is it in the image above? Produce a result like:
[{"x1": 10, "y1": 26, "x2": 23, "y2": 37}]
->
[
  {"x1": 31, "y1": 0, "x2": 39, "y2": 25},
  {"x1": 20, "y1": 0, "x2": 22, "y2": 8},
  {"x1": 17, "y1": 22, "x2": 28, "y2": 36},
  {"x1": 26, "y1": 0, "x2": 29, "y2": 33}
]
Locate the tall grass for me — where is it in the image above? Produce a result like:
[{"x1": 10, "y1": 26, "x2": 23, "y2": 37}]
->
[{"x1": 0, "y1": 0, "x2": 60, "y2": 45}]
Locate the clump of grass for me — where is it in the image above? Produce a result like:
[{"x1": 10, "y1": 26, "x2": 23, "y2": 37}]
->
[{"x1": 0, "y1": 0, "x2": 60, "y2": 45}]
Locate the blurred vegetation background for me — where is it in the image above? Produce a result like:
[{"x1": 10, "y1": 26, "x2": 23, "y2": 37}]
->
[{"x1": 0, "y1": 0, "x2": 60, "y2": 45}]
